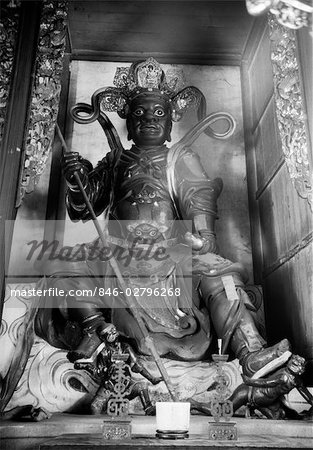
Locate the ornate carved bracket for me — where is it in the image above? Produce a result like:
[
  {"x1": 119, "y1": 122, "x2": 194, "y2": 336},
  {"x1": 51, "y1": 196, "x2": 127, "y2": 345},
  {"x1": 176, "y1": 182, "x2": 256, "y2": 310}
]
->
[
  {"x1": 16, "y1": 0, "x2": 68, "y2": 206},
  {"x1": 0, "y1": 4, "x2": 20, "y2": 142},
  {"x1": 268, "y1": 15, "x2": 312, "y2": 209},
  {"x1": 246, "y1": 0, "x2": 313, "y2": 29}
]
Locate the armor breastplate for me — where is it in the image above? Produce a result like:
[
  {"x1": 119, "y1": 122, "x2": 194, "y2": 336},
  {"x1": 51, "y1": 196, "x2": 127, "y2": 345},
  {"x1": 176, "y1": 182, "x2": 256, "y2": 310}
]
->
[{"x1": 111, "y1": 146, "x2": 177, "y2": 240}]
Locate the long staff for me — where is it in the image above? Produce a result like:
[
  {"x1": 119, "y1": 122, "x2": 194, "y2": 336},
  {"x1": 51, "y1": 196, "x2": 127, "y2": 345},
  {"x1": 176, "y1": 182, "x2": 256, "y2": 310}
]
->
[{"x1": 55, "y1": 124, "x2": 178, "y2": 402}]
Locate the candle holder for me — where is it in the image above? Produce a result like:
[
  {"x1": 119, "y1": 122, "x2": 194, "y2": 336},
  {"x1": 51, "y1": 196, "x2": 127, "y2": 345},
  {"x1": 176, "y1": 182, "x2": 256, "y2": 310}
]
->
[
  {"x1": 156, "y1": 402, "x2": 190, "y2": 440},
  {"x1": 102, "y1": 353, "x2": 132, "y2": 440},
  {"x1": 208, "y1": 353, "x2": 237, "y2": 440}
]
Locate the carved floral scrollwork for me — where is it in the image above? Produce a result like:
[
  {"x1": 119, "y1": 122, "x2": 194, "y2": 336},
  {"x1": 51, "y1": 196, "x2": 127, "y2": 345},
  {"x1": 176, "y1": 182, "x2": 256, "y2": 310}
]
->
[
  {"x1": 246, "y1": 0, "x2": 313, "y2": 29},
  {"x1": 16, "y1": 0, "x2": 68, "y2": 206},
  {"x1": 271, "y1": 0, "x2": 313, "y2": 29},
  {"x1": 268, "y1": 15, "x2": 313, "y2": 209},
  {"x1": 0, "y1": 4, "x2": 20, "y2": 141}
]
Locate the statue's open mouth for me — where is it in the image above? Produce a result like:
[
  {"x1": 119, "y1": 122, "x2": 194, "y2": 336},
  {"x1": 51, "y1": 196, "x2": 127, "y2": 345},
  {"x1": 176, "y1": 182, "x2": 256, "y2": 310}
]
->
[{"x1": 140, "y1": 125, "x2": 159, "y2": 132}]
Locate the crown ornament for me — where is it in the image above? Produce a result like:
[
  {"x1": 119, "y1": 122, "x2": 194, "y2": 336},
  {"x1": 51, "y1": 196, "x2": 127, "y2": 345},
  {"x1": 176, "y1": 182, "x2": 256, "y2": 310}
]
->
[{"x1": 71, "y1": 58, "x2": 205, "y2": 124}]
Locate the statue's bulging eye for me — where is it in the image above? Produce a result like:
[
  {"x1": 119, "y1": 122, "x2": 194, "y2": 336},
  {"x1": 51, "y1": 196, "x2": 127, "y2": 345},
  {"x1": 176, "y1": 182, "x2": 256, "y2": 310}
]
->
[
  {"x1": 133, "y1": 108, "x2": 144, "y2": 117},
  {"x1": 154, "y1": 108, "x2": 165, "y2": 117}
]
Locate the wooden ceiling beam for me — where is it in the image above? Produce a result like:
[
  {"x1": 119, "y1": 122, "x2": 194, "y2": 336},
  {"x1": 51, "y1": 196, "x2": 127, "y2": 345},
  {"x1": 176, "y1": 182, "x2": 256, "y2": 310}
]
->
[
  {"x1": 69, "y1": 50, "x2": 242, "y2": 66},
  {"x1": 67, "y1": 1, "x2": 253, "y2": 65}
]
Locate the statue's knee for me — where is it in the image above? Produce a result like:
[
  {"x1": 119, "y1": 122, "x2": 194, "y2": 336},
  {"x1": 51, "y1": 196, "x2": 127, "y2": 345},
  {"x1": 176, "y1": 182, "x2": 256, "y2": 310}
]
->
[{"x1": 199, "y1": 272, "x2": 245, "y2": 309}]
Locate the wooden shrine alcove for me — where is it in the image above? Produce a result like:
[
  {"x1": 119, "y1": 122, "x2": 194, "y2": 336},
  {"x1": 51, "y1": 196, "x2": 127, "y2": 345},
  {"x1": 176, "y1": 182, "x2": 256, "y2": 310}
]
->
[{"x1": 0, "y1": 1, "x2": 312, "y2": 449}]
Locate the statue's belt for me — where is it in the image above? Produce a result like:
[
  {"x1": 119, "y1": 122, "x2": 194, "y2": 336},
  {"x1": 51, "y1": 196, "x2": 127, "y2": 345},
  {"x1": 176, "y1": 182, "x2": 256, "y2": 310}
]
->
[
  {"x1": 116, "y1": 259, "x2": 177, "y2": 284},
  {"x1": 106, "y1": 235, "x2": 178, "y2": 252}
]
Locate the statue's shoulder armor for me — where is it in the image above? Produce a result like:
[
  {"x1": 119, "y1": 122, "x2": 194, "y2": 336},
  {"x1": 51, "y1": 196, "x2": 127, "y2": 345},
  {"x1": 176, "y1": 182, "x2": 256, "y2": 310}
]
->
[
  {"x1": 167, "y1": 145, "x2": 201, "y2": 179},
  {"x1": 167, "y1": 145, "x2": 223, "y2": 208},
  {"x1": 175, "y1": 146, "x2": 206, "y2": 177}
]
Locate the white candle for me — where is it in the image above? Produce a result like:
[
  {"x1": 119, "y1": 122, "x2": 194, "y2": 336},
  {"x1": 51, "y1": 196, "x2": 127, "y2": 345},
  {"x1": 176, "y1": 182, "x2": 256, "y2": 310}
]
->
[
  {"x1": 156, "y1": 402, "x2": 190, "y2": 432},
  {"x1": 218, "y1": 339, "x2": 222, "y2": 355}
]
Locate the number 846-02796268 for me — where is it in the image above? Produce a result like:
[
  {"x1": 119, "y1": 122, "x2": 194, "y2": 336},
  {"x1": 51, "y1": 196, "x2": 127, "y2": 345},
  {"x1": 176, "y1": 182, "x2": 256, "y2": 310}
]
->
[{"x1": 97, "y1": 287, "x2": 181, "y2": 297}]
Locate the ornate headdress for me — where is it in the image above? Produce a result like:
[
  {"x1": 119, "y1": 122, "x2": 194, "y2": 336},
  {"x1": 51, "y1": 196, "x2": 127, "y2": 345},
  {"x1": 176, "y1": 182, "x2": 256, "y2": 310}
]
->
[{"x1": 72, "y1": 58, "x2": 205, "y2": 124}]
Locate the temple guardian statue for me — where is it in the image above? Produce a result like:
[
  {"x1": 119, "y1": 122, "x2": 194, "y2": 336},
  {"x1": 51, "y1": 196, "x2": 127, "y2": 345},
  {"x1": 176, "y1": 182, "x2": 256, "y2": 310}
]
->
[{"x1": 32, "y1": 58, "x2": 310, "y2": 418}]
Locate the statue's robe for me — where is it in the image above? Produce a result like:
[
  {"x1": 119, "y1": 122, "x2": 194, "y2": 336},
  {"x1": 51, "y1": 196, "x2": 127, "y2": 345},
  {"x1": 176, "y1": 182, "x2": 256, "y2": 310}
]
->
[{"x1": 35, "y1": 145, "x2": 249, "y2": 361}]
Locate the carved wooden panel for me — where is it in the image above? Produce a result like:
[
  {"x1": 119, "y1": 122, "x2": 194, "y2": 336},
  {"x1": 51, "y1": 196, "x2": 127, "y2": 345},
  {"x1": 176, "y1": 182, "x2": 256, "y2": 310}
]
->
[
  {"x1": 248, "y1": 23, "x2": 274, "y2": 129},
  {"x1": 269, "y1": 15, "x2": 312, "y2": 209},
  {"x1": 297, "y1": 27, "x2": 312, "y2": 141},
  {"x1": 17, "y1": 0, "x2": 68, "y2": 206},
  {"x1": 254, "y1": 96, "x2": 284, "y2": 195},
  {"x1": 259, "y1": 163, "x2": 312, "y2": 270},
  {"x1": 264, "y1": 244, "x2": 313, "y2": 372}
]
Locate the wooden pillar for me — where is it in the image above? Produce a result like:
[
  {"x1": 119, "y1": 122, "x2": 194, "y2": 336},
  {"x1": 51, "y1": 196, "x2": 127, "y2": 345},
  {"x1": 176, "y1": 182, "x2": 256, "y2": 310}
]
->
[{"x1": 0, "y1": 2, "x2": 42, "y2": 314}]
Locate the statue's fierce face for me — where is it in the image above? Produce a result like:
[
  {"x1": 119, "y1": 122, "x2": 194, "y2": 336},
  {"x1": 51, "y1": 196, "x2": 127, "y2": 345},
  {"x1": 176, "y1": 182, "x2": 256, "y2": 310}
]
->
[{"x1": 126, "y1": 94, "x2": 172, "y2": 147}]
